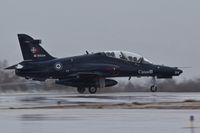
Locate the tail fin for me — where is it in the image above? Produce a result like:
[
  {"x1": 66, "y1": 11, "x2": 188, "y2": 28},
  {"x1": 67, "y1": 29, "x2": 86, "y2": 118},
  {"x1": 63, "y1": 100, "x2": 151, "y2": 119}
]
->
[{"x1": 18, "y1": 34, "x2": 55, "y2": 61}]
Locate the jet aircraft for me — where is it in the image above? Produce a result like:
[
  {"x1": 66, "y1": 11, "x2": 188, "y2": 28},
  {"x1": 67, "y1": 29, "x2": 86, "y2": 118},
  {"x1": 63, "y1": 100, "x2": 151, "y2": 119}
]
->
[{"x1": 6, "y1": 34, "x2": 183, "y2": 94}]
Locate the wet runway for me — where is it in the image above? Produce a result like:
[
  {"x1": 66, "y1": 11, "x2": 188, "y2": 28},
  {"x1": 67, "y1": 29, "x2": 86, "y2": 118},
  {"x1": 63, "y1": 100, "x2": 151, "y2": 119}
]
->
[
  {"x1": 1, "y1": 92, "x2": 200, "y2": 109},
  {"x1": 0, "y1": 92, "x2": 200, "y2": 133},
  {"x1": 0, "y1": 109, "x2": 200, "y2": 133}
]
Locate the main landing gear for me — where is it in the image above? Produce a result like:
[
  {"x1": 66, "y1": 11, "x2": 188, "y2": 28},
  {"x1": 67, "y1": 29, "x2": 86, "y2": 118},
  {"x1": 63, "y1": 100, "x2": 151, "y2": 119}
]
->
[
  {"x1": 77, "y1": 87, "x2": 86, "y2": 94},
  {"x1": 77, "y1": 87, "x2": 97, "y2": 94},
  {"x1": 150, "y1": 77, "x2": 158, "y2": 92},
  {"x1": 88, "y1": 87, "x2": 97, "y2": 94}
]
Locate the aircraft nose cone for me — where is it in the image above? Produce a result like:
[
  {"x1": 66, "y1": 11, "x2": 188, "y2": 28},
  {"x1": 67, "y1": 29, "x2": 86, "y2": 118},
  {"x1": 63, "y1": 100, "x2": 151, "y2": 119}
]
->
[
  {"x1": 175, "y1": 68, "x2": 183, "y2": 75},
  {"x1": 179, "y1": 69, "x2": 183, "y2": 74}
]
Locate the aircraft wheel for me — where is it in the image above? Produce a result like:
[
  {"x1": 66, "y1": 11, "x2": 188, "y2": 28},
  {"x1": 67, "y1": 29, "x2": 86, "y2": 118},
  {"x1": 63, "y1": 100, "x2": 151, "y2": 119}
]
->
[
  {"x1": 150, "y1": 85, "x2": 157, "y2": 92},
  {"x1": 88, "y1": 87, "x2": 97, "y2": 94},
  {"x1": 77, "y1": 87, "x2": 86, "y2": 94}
]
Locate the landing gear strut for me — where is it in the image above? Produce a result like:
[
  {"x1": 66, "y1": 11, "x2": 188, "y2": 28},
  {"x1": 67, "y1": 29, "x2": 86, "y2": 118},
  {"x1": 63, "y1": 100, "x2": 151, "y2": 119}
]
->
[
  {"x1": 88, "y1": 87, "x2": 97, "y2": 94},
  {"x1": 150, "y1": 77, "x2": 158, "y2": 92},
  {"x1": 77, "y1": 87, "x2": 86, "y2": 94}
]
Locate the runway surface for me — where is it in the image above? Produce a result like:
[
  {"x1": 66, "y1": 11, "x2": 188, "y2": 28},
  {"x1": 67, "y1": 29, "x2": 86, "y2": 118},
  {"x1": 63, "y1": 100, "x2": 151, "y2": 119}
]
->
[
  {"x1": 0, "y1": 92, "x2": 200, "y2": 133},
  {"x1": 0, "y1": 109, "x2": 200, "y2": 133},
  {"x1": 1, "y1": 92, "x2": 200, "y2": 109},
  {"x1": 0, "y1": 92, "x2": 200, "y2": 107}
]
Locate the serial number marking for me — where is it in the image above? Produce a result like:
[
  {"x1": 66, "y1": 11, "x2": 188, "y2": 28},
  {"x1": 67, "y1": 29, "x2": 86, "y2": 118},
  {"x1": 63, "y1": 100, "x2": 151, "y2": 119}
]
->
[
  {"x1": 138, "y1": 70, "x2": 153, "y2": 74},
  {"x1": 34, "y1": 54, "x2": 46, "y2": 57}
]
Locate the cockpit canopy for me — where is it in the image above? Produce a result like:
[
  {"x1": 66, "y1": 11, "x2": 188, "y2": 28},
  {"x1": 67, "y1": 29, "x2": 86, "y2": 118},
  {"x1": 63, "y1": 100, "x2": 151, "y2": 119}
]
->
[{"x1": 103, "y1": 51, "x2": 152, "y2": 64}]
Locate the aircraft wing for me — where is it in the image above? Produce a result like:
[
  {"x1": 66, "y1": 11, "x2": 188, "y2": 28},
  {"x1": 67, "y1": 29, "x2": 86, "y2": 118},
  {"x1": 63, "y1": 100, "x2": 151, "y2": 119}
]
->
[
  {"x1": 56, "y1": 72, "x2": 105, "y2": 86},
  {"x1": 66, "y1": 63, "x2": 119, "y2": 79},
  {"x1": 67, "y1": 72, "x2": 104, "y2": 80}
]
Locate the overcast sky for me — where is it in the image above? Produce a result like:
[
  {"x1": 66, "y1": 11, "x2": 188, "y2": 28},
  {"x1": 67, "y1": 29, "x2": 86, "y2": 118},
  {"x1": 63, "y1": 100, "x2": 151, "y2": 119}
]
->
[{"x1": 0, "y1": 0, "x2": 199, "y2": 80}]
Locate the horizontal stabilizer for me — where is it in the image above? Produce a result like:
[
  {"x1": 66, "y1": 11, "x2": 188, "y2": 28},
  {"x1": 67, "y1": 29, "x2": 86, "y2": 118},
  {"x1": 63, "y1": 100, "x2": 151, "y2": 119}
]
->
[{"x1": 5, "y1": 64, "x2": 18, "y2": 70}]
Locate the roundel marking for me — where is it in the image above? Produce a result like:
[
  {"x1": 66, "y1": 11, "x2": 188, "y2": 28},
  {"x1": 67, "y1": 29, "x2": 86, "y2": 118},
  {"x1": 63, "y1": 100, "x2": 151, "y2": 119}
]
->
[
  {"x1": 54, "y1": 62, "x2": 63, "y2": 70},
  {"x1": 31, "y1": 47, "x2": 37, "y2": 54}
]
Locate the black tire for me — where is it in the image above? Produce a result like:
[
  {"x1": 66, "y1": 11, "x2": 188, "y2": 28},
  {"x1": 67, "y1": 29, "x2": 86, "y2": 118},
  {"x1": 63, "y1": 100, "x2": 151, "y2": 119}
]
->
[
  {"x1": 77, "y1": 87, "x2": 86, "y2": 94},
  {"x1": 150, "y1": 85, "x2": 157, "y2": 92},
  {"x1": 88, "y1": 87, "x2": 97, "y2": 94}
]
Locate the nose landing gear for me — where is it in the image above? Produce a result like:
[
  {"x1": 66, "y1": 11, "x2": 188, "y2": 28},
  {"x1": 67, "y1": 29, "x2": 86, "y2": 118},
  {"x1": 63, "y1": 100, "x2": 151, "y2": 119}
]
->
[
  {"x1": 150, "y1": 85, "x2": 158, "y2": 92},
  {"x1": 150, "y1": 77, "x2": 158, "y2": 92}
]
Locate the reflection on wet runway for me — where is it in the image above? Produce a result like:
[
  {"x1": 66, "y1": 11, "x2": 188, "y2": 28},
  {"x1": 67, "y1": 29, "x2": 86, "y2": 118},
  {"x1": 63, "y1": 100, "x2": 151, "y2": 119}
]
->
[
  {"x1": 0, "y1": 92, "x2": 200, "y2": 133},
  {"x1": 1, "y1": 92, "x2": 200, "y2": 109},
  {"x1": 0, "y1": 109, "x2": 200, "y2": 133}
]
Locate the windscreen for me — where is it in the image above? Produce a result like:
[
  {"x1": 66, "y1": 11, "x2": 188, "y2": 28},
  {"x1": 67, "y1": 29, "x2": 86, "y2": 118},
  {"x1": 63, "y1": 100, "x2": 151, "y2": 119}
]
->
[{"x1": 104, "y1": 51, "x2": 152, "y2": 64}]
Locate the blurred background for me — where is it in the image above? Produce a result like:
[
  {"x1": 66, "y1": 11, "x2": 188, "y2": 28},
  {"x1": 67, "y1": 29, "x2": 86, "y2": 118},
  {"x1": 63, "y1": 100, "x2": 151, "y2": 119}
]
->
[{"x1": 0, "y1": 0, "x2": 200, "y2": 92}]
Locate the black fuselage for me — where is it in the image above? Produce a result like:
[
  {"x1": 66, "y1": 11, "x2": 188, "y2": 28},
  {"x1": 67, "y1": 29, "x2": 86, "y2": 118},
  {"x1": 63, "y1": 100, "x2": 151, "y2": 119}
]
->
[
  {"x1": 6, "y1": 34, "x2": 183, "y2": 93},
  {"x1": 16, "y1": 52, "x2": 182, "y2": 81}
]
